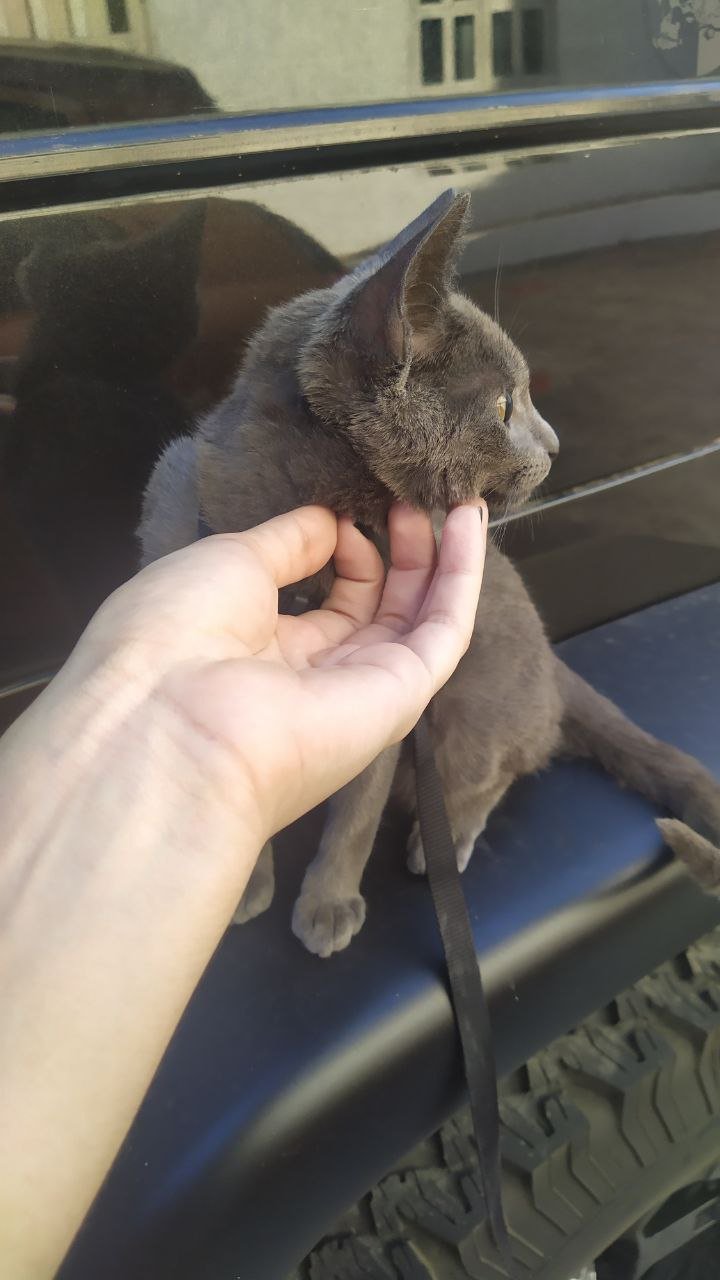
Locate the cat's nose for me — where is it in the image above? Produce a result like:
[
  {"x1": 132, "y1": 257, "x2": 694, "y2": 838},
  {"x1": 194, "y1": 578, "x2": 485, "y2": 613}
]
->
[
  {"x1": 531, "y1": 407, "x2": 559, "y2": 458},
  {"x1": 541, "y1": 422, "x2": 560, "y2": 458}
]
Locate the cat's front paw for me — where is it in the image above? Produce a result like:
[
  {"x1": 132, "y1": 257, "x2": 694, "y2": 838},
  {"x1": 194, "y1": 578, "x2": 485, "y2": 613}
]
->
[
  {"x1": 292, "y1": 891, "x2": 366, "y2": 957},
  {"x1": 232, "y1": 842, "x2": 275, "y2": 924}
]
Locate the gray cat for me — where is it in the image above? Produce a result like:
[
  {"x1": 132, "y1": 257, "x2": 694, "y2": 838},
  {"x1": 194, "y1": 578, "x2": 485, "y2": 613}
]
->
[{"x1": 139, "y1": 190, "x2": 720, "y2": 957}]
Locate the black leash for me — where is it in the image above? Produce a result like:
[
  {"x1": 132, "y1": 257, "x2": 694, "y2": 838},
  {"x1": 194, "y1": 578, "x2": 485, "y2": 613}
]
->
[
  {"x1": 413, "y1": 713, "x2": 516, "y2": 1277},
  {"x1": 198, "y1": 513, "x2": 514, "y2": 1271}
]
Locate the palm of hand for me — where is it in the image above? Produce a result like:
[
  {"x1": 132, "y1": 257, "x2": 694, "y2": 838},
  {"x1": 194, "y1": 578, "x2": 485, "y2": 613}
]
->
[{"x1": 93, "y1": 504, "x2": 484, "y2": 843}]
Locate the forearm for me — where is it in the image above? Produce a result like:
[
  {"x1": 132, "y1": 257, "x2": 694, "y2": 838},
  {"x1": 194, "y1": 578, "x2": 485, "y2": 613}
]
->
[
  {"x1": 0, "y1": 500, "x2": 485, "y2": 1277},
  {"x1": 0, "y1": 667, "x2": 259, "y2": 1279}
]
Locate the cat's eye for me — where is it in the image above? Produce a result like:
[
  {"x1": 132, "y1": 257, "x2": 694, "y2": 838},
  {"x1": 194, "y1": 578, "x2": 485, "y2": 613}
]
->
[{"x1": 497, "y1": 391, "x2": 513, "y2": 425}]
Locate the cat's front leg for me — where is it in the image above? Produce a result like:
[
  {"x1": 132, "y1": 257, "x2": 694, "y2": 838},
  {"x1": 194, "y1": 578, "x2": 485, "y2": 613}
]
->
[
  {"x1": 292, "y1": 745, "x2": 400, "y2": 957},
  {"x1": 233, "y1": 841, "x2": 275, "y2": 924}
]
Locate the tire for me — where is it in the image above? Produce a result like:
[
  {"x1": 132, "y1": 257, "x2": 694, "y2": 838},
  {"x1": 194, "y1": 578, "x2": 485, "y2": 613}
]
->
[{"x1": 294, "y1": 926, "x2": 720, "y2": 1280}]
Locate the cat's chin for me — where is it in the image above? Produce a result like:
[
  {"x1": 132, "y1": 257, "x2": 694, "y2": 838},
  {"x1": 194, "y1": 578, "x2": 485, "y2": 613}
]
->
[
  {"x1": 439, "y1": 488, "x2": 525, "y2": 516},
  {"x1": 478, "y1": 486, "x2": 530, "y2": 516}
]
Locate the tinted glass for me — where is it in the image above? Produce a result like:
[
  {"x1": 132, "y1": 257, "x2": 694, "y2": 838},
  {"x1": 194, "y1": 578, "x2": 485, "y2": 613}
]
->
[
  {"x1": 0, "y1": 1, "x2": 717, "y2": 137},
  {"x1": 2, "y1": 5, "x2": 719, "y2": 728},
  {"x1": 2, "y1": 127, "x2": 720, "y2": 733}
]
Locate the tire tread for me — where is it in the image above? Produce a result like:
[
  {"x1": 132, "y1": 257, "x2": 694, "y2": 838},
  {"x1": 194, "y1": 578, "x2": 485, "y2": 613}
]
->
[{"x1": 295, "y1": 927, "x2": 720, "y2": 1280}]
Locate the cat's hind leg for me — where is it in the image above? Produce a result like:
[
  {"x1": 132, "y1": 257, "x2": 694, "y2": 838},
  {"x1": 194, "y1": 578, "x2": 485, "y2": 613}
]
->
[{"x1": 407, "y1": 774, "x2": 512, "y2": 875}]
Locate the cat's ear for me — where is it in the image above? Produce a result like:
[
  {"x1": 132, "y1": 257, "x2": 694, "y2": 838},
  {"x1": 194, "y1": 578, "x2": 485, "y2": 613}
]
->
[
  {"x1": 17, "y1": 203, "x2": 207, "y2": 311},
  {"x1": 126, "y1": 203, "x2": 206, "y2": 280},
  {"x1": 405, "y1": 190, "x2": 469, "y2": 341},
  {"x1": 347, "y1": 189, "x2": 469, "y2": 364},
  {"x1": 94, "y1": 202, "x2": 206, "y2": 298},
  {"x1": 16, "y1": 215, "x2": 122, "y2": 309}
]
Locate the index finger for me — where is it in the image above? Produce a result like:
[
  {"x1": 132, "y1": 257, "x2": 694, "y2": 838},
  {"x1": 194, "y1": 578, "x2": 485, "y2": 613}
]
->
[
  {"x1": 320, "y1": 504, "x2": 486, "y2": 693},
  {"x1": 407, "y1": 503, "x2": 486, "y2": 686}
]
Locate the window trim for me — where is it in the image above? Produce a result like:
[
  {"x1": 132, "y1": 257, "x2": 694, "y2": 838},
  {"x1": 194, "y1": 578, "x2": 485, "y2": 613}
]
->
[{"x1": 0, "y1": 79, "x2": 718, "y2": 189}]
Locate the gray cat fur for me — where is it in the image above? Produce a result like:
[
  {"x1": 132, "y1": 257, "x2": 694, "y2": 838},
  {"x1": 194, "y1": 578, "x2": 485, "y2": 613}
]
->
[{"x1": 139, "y1": 189, "x2": 720, "y2": 957}]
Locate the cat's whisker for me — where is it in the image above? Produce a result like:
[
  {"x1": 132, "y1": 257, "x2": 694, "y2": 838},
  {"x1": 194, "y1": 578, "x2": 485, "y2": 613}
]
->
[
  {"x1": 492, "y1": 496, "x2": 513, "y2": 552},
  {"x1": 525, "y1": 478, "x2": 552, "y2": 543},
  {"x1": 505, "y1": 299, "x2": 524, "y2": 338},
  {"x1": 493, "y1": 249, "x2": 503, "y2": 326}
]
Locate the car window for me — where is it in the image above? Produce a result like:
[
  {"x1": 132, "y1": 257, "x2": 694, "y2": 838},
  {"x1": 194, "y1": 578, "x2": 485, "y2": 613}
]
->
[
  {"x1": 1, "y1": 0, "x2": 720, "y2": 734},
  {"x1": 0, "y1": 1, "x2": 717, "y2": 135}
]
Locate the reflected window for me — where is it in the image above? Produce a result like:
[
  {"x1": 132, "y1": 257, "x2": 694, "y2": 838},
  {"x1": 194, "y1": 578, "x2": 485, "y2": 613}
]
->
[
  {"x1": 454, "y1": 14, "x2": 475, "y2": 80},
  {"x1": 421, "y1": 17, "x2": 444, "y2": 84},
  {"x1": 107, "y1": 0, "x2": 130, "y2": 35},
  {"x1": 492, "y1": 11, "x2": 513, "y2": 76},
  {"x1": 522, "y1": 7, "x2": 545, "y2": 73},
  {"x1": 419, "y1": 2, "x2": 552, "y2": 91},
  {"x1": 491, "y1": 2, "x2": 550, "y2": 78}
]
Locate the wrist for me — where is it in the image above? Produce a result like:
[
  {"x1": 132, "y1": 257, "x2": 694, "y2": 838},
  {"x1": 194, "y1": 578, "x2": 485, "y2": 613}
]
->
[{"x1": 0, "y1": 655, "x2": 265, "y2": 912}]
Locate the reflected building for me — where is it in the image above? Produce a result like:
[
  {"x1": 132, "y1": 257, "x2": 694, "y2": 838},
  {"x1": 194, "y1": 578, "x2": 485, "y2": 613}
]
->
[{"x1": 0, "y1": 1, "x2": 716, "y2": 126}]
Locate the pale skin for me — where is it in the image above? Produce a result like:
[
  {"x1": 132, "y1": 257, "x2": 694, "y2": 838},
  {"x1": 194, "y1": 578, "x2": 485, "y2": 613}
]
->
[{"x1": 0, "y1": 500, "x2": 486, "y2": 1280}]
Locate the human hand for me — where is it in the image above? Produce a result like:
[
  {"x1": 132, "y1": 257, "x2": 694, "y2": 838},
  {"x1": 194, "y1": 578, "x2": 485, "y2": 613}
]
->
[
  {"x1": 67, "y1": 502, "x2": 486, "y2": 848},
  {"x1": 0, "y1": 502, "x2": 485, "y2": 1278}
]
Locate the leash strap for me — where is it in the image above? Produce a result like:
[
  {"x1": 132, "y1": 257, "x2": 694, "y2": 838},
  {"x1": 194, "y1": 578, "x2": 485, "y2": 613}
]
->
[
  {"x1": 413, "y1": 712, "x2": 515, "y2": 1276},
  {"x1": 199, "y1": 512, "x2": 513, "y2": 1270}
]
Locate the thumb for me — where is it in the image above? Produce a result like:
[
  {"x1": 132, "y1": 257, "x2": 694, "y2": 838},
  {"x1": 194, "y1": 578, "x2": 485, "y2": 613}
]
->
[{"x1": 234, "y1": 506, "x2": 339, "y2": 588}]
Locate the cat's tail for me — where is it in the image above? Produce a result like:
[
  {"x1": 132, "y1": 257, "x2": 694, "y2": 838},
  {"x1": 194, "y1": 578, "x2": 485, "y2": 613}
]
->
[{"x1": 556, "y1": 658, "x2": 720, "y2": 891}]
